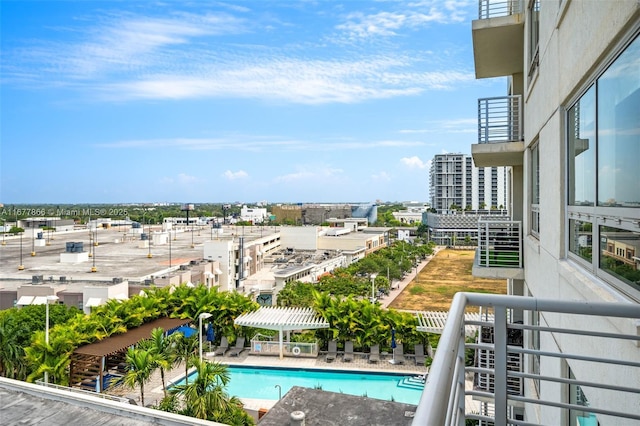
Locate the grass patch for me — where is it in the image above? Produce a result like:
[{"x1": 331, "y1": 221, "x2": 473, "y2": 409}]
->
[{"x1": 389, "y1": 249, "x2": 507, "y2": 312}]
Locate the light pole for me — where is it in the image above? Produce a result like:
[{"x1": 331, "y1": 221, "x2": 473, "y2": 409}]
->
[
  {"x1": 91, "y1": 232, "x2": 97, "y2": 273},
  {"x1": 147, "y1": 221, "x2": 153, "y2": 259},
  {"x1": 44, "y1": 295, "x2": 59, "y2": 384},
  {"x1": 18, "y1": 232, "x2": 24, "y2": 270},
  {"x1": 370, "y1": 273, "x2": 377, "y2": 304},
  {"x1": 199, "y1": 312, "x2": 212, "y2": 363}
]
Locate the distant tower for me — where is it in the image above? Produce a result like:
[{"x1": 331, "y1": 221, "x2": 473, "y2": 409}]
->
[{"x1": 429, "y1": 153, "x2": 508, "y2": 212}]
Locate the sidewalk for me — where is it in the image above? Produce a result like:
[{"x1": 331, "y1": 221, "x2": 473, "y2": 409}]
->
[{"x1": 380, "y1": 246, "x2": 442, "y2": 308}]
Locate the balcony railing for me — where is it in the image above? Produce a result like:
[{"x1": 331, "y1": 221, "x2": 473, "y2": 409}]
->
[
  {"x1": 477, "y1": 219, "x2": 522, "y2": 268},
  {"x1": 478, "y1": 95, "x2": 523, "y2": 144},
  {"x1": 478, "y1": 0, "x2": 524, "y2": 19},
  {"x1": 412, "y1": 293, "x2": 640, "y2": 426}
]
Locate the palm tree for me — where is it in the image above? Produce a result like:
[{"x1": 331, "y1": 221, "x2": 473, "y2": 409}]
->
[
  {"x1": 123, "y1": 347, "x2": 154, "y2": 406},
  {"x1": 0, "y1": 315, "x2": 21, "y2": 378},
  {"x1": 170, "y1": 332, "x2": 198, "y2": 385},
  {"x1": 171, "y1": 359, "x2": 233, "y2": 420},
  {"x1": 141, "y1": 327, "x2": 173, "y2": 398}
]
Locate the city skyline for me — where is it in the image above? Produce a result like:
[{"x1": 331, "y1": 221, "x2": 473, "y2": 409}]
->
[{"x1": 1, "y1": 1, "x2": 505, "y2": 204}]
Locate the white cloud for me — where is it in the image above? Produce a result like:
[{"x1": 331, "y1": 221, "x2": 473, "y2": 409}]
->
[
  {"x1": 97, "y1": 136, "x2": 425, "y2": 152},
  {"x1": 273, "y1": 165, "x2": 343, "y2": 183},
  {"x1": 177, "y1": 173, "x2": 199, "y2": 184},
  {"x1": 399, "y1": 117, "x2": 476, "y2": 134},
  {"x1": 336, "y1": 1, "x2": 471, "y2": 41},
  {"x1": 401, "y1": 156, "x2": 428, "y2": 169},
  {"x1": 372, "y1": 171, "x2": 392, "y2": 181},
  {"x1": 5, "y1": 6, "x2": 474, "y2": 105},
  {"x1": 223, "y1": 170, "x2": 249, "y2": 180},
  {"x1": 158, "y1": 173, "x2": 199, "y2": 185}
]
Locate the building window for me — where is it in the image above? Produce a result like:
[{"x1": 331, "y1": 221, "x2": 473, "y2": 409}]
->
[
  {"x1": 566, "y1": 34, "x2": 640, "y2": 301},
  {"x1": 528, "y1": 0, "x2": 540, "y2": 78},
  {"x1": 568, "y1": 219, "x2": 592, "y2": 263},
  {"x1": 599, "y1": 225, "x2": 640, "y2": 293},
  {"x1": 568, "y1": 86, "x2": 596, "y2": 206},
  {"x1": 531, "y1": 143, "x2": 540, "y2": 237}
]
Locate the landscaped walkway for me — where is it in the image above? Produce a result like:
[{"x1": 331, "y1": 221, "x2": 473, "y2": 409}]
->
[{"x1": 379, "y1": 246, "x2": 442, "y2": 308}]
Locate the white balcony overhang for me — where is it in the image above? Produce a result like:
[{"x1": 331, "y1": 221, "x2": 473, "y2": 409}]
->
[
  {"x1": 472, "y1": 14, "x2": 524, "y2": 78},
  {"x1": 472, "y1": 141, "x2": 524, "y2": 167}
]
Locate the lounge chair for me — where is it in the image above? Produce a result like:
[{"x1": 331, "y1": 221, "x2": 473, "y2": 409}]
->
[
  {"x1": 368, "y1": 344, "x2": 380, "y2": 363},
  {"x1": 343, "y1": 340, "x2": 354, "y2": 362},
  {"x1": 228, "y1": 336, "x2": 246, "y2": 357},
  {"x1": 325, "y1": 340, "x2": 337, "y2": 362},
  {"x1": 213, "y1": 336, "x2": 229, "y2": 356},
  {"x1": 414, "y1": 344, "x2": 426, "y2": 366},
  {"x1": 392, "y1": 343, "x2": 406, "y2": 364}
]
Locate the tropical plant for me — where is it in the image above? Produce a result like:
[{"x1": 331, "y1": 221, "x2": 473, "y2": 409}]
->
[
  {"x1": 169, "y1": 332, "x2": 199, "y2": 385},
  {"x1": 123, "y1": 347, "x2": 155, "y2": 406},
  {"x1": 0, "y1": 314, "x2": 23, "y2": 379},
  {"x1": 140, "y1": 327, "x2": 174, "y2": 398},
  {"x1": 170, "y1": 359, "x2": 253, "y2": 424}
]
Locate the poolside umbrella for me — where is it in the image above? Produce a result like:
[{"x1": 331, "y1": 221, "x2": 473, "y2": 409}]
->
[
  {"x1": 206, "y1": 323, "x2": 215, "y2": 342},
  {"x1": 391, "y1": 328, "x2": 397, "y2": 364}
]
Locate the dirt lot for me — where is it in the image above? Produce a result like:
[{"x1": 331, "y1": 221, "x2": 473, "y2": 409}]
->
[{"x1": 389, "y1": 248, "x2": 507, "y2": 312}]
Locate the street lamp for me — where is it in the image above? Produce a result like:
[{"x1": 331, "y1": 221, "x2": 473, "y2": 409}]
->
[
  {"x1": 44, "y1": 295, "x2": 59, "y2": 384},
  {"x1": 370, "y1": 273, "x2": 377, "y2": 304},
  {"x1": 91, "y1": 233, "x2": 97, "y2": 273},
  {"x1": 198, "y1": 312, "x2": 213, "y2": 363},
  {"x1": 18, "y1": 232, "x2": 24, "y2": 270},
  {"x1": 147, "y1": 221, "x2": 153, "y2": 259}
]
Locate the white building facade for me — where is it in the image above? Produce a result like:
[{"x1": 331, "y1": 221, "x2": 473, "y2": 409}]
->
[
  {"x1": 429, "y1": 154, "x2": 509, "y2": 212},
  {"x1": 467, "y1": 1, "x2": 640, "y2": 425},
  {"x1": 240, "y1": 206, "x2": 268, "y2": 224}
]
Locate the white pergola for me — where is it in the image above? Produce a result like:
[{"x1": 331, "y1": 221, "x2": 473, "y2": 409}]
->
[
  {"x1": 234, "y1": 307, "x2": 329, "y2": 359},
  {"x1": 415, "y1": 311, "x2": 495, "y2": 336}
]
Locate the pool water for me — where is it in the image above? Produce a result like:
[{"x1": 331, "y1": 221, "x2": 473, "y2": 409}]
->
[{"x1": 174, "y1": 366, "x2": 424, "y2": 405}]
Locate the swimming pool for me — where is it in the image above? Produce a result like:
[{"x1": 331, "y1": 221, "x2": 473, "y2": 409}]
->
[{"x1": 173, "y1": 366, "x2": 424, "y2": 405}]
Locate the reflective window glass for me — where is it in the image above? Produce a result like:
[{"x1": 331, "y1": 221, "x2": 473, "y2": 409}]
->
[
  {"x1": 597, "y1": 36, "x2": 640, "y2": 207},
  {"x1": 568, "y1": 86, "x2": 596, "y2": 206},
  {"x1": 599, "y1": 225, "x2": 640, "y2": 292},
  {"x1": 569, "y1": 219, "x2": 592, "y2": 262}
]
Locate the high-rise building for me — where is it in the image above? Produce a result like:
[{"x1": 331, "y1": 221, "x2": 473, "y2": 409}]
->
[
  {"x1": 429, "y1": 153, "x2": 508, "y2": 212},
  {"x1": 415, "y1": 1, "x2": 639, "y2": 425}
]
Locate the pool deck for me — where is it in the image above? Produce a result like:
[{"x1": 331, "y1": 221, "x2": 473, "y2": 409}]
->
[
  {"x1": 108, "y1": 247, "x2": 480, "y2": 416},
  {"x1": 111, "y1": 349, "x2": 428, "y2": 411}
]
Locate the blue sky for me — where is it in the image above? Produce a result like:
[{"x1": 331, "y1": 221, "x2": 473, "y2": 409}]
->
[{"x1": 1, "y1": 0, "x2": 504, "y2": 204}]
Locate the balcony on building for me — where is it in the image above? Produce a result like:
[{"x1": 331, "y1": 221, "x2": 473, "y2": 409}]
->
[
  {"x1": 472, "y1": 0, "x2": 524, "y2": 78},
  {"x1": 411, "y1": 293, "x2": 640, "y2": 425},
  {"x1": 472, "y1": 95, "x2": 524, "y2": 167},
  {"x1": 472, "y1": 219, "x2": 524, "y2": 280}
]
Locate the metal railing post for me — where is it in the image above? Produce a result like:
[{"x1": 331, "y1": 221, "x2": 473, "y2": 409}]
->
[{"x1": 494, "y1": 308, "x2": 508, "y2": 426}]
